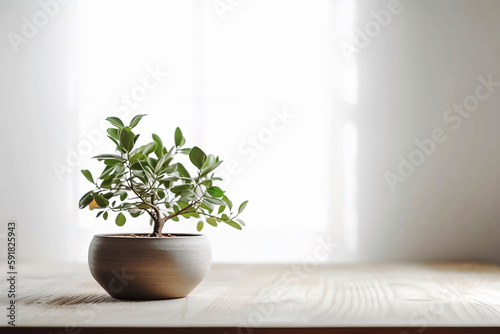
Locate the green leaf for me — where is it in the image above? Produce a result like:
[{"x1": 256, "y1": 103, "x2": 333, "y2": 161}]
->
[
  {"x1": 103, "y1": 158, "x2": 122, "y2": 167},
  {"x1": 178, "y1": 148, "x2": 191, "y2": 155},
  {"x1": 93, "y1": 154, "x2": 126, "y2": 162},
  {"x1": 78, "y1": 191, "x2": 94, "y2": 209},
  {"x1": 156, "y1": 189, "x2": 166, "y2": 199},
  {"x1": 179, "y1": 189, "x2": 196, "y2": 198},
  {"x1": 115, "y1": 213, "x2": 126, "y2": 226},
  {"x1": 103, "y1": 212, "x2": 108, "y2": 220},
  {"x1": 218, "y1": 205, "x2": 226, "y2": 214},
  {"x1": 129, "y1": 152, "x2": 147, "y2": 164},
  {"x1": 139, "y1": 142, "x2": 157, "y2": 156},
  {"x1": 201, "y1": 179, "x2": 213, "y2": 188},
  {"x1": 200, "y1": 201, "x2": 214, "y2": 213},
  {"x1": 207, "y1": 186, "x2": 224, "y2": 198},
  {"x1": 132, "y1": 169, "x2": 148, "y2": 184},
  {"x1": 129, "y1": 114, "x2": 147, "y2": 129},
  {"x1": 206, "y1": 218, "x2": 217, "y2": 227},
  {"x1": 120, "y1": 193, "x2": 127, "y2": 201},
  {"x1": 81, "y1": 169, "x2": 94, "y2": 184},
  {"x1": 202, "y1": 154, "x2": 216, "y2": 169},
  {"x1": 158, "y1": 176, "x2": 179, "y2": 182},
  {"x1": 120, "y1": 127, "x2": 135, "y2": 152},
  {"x1": 155, "y1": 153, "x2": 171, "y2": 173},
  {"x1": 106, "y1": 117, "x2": 124, "y2": 128},
  {"x1": 175, "y1": 127, "x2": 185, "y2": 147},
  {"x1": 222, "y1": 195, "x2": 233, "y2": 211},
  {"x1": 160, "y1": 165, "x2": 176, "y2": 176},
  {"x1": 110, "y1": 137, "x2": 127, "y2": 154},
  {"x1": 99, "y1": 165, "x2": 115, "y2": 179},
  {"x1": 165, "y1": 146, "x2": 176, "y2": 160},
  {"x1": 171, "y1": 184, "x2": 191, "y2": 193},
  {"x1": 103, "y1": 191, "x2": 114, "y2": 199},
  {"x1": 200, "y1": 160, "x2": 223, "y2": 177},
  {"x1": 100, "y1": 178, "x2": 114, "y2": 189},
  {"x1": 196, "y1": 221, "x2": 204, "y2": 231},
  {"x1": 142, "y1": 163, "x2": 155, "y2": 178},
  {"x1": 130, "y1": 210, "x2": 142, "y2": 218},
  {"x1": 177, "y1": 201, "x2": 190, "y2": 209},
  {"x1": 203, "y1": 197, "x2": 226, "y2": 206},
  {"x1": 182, "y1": 211, "x2": 199, "y2": 219},
  {"x1": 130, "y1": 162, "x2": 143, "y2": 171},
  {"x1": 137, "y1": 203, "x2": 151, "y2": 210},
  {"x1": 235, "y1": 219, "x2": 245, "y2": 227},
  {"x1": 225, "y1": 220, "x2": 242, "y2": 230},
  {"x1": 147, "y1": 157, "x2": 158, "y2": 169},
  {"x1": 152, "y1": 133, "x2": 164, "y2": 158},
  {"x1": 92, "y1": 193, "x2": 109, "y2": 208},
  {"x1": 238, "y1": 200, "x2": 249, "y2": 214},
  {"x1": 189, "y1": 146, "x2": 206, "y2": 169},
  {"x1": 107, "y1": 128, "x2": 119, "y2": 139},
  {"x1": 175, "y1": 163, "x2": 190, "y2": 178}
]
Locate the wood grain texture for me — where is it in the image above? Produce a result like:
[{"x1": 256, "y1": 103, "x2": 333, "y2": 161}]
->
[{"x1": 2, "y1": 263, "x2": 500, "y2": 329}]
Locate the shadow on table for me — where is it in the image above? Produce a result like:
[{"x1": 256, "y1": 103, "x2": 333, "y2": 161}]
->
[{"x1": 19, "y1": 293, "x2": 152, "y2": 306}]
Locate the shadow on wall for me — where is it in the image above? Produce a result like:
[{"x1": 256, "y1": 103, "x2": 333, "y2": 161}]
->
[{"x1": 353, "y1": 0, "x2": 500, "y2": 264}]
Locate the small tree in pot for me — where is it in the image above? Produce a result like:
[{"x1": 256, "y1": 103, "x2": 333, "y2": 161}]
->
[
  {"x1": 78, "y1": 114, "x2": 248, "y2": 299},
  {"x1": 79, "y1": 114, "x2": 247, "y2": 236}
]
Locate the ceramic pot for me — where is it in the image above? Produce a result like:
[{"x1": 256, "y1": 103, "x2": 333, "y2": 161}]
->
[{"x1": 88, "y1": 233, "x2": 211, "y2": 300}]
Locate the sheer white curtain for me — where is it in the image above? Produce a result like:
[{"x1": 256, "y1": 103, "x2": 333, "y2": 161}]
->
[{"x1": 72, "y1": 0, "x2": 344, "y2": 263}]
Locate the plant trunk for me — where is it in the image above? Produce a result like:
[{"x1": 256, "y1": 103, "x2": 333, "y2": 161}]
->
[{"x1": 150, "y1": 217, "x2": 165, "y2": 237}]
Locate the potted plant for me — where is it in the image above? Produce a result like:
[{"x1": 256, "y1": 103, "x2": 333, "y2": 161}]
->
[{"x1": 78, "y1": 114, "x2": 248, "y2": 300}]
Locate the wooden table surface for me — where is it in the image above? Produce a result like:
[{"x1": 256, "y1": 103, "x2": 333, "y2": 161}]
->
[{"x1": 2, "y1": 262, "x2": 500, "y2": 333}]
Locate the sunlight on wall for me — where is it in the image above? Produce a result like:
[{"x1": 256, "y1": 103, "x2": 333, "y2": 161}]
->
[
  {"x1": 75, "y1": 0, "x2": 337, "y2": 263},
  {"x1": 331, "y1": 0, "x2": 359, "y2": 260},
  {"x1": 343, "y1": 122, "x2": 358, "y2": 254}
]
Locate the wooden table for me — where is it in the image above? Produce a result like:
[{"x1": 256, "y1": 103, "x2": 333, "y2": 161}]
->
[{"x1": 2, "y1": 263, "x2": 500, "y2": 333}]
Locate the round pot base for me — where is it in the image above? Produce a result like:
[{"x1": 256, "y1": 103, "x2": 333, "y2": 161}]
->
[{"x1": 88, "y1": 233, "x2": 211, "y2": 300}]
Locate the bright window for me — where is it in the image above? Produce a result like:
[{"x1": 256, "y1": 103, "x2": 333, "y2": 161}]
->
[{"x1": 75, "y1": 0, "x2": 351, "y2": 263}]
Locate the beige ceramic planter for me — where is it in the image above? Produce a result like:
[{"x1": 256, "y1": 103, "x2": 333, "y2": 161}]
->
[{"x1": 88, "y1": 233, "x2": 211, "y2": 300}]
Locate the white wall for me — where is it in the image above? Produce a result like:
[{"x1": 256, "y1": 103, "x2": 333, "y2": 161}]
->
[
  {"x1": 1, "y1": 0, "x2": 500, "y2": 264},
  {"x1": 0, "y1": 0, "x2": 78, "y2": 262},
  {"x1": 349, "y1": 0, "x2": 500, "y2": 263}
]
